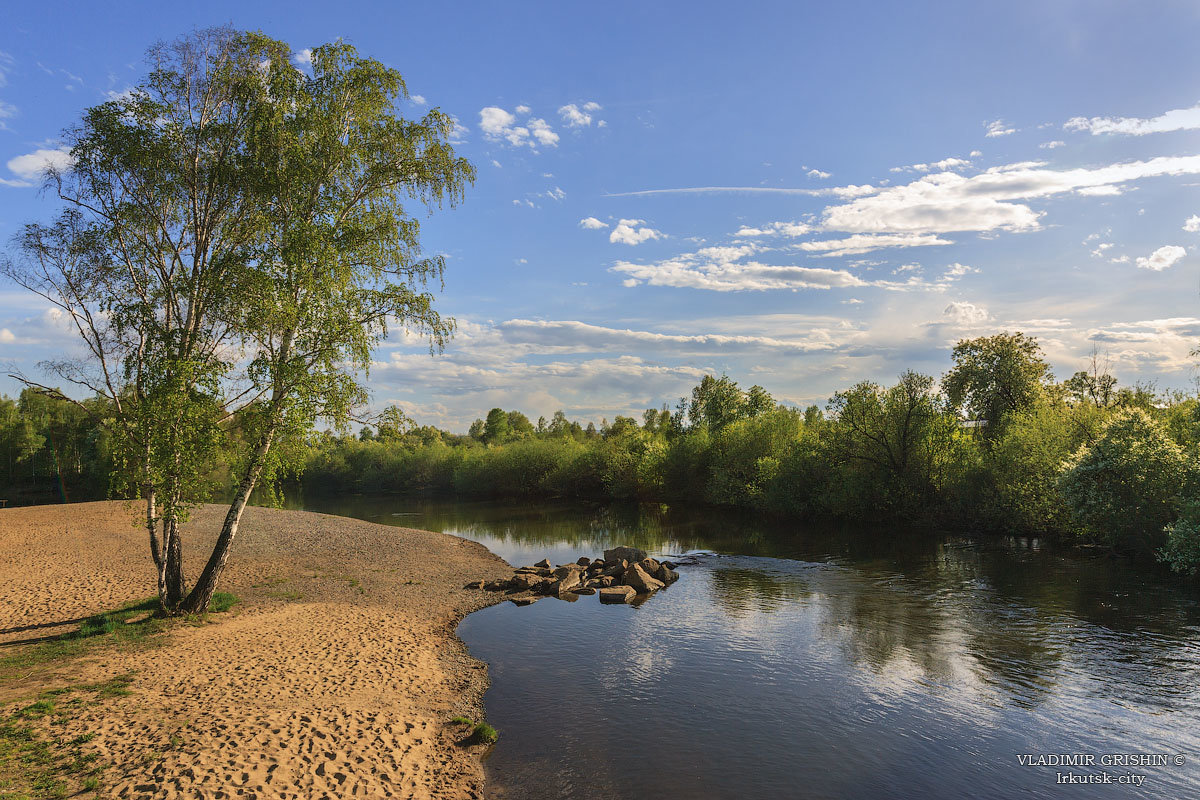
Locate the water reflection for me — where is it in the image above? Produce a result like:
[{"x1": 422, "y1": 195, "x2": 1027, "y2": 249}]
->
[{"x1": 295, "y1": 494, "x2": 1200, "y2": 799}]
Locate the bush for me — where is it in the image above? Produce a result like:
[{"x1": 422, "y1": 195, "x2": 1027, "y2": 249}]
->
[
  {"x1": 1059, "y1": 408, "x2": 1191, "y2": 552},
  {"x1": 1160, "y1": 504, "x2": 1200, "y2": 576}
]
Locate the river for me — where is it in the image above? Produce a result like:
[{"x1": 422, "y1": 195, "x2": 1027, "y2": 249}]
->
[{"x1": 297, "y1": 495, "x2": 1200, "y2": 799}]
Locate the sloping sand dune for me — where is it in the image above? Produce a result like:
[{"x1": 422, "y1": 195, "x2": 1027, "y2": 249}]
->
[{"x1": 0, "y1": 501, "x2": 513, "y2": 799}]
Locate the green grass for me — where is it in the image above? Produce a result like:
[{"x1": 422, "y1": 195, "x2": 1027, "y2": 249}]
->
[
  {"x1": 0, "y1": 681, "x2": 119, "y2": 799},
  {"x1": 206, "y1": 593, "x2": 239, "y2": 614},
  {"x1": 448, "y1": 716, "x2": 473, "y2": 726},
  {"x1": 471, "y1": 722, "x2": 498, "y2": 744}
]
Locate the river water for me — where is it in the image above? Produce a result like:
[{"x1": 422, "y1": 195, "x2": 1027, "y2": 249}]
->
[{"x1": 298, "y1": 496, "x2": 1200, "y2": 799}]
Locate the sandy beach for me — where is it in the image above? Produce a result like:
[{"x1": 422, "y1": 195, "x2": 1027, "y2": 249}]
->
[{"x1": 0, "y1": 501, "x2": 514, "y2": 799}]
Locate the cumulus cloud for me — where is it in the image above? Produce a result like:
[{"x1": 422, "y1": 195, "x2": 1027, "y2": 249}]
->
[
  {"x1": 818, "y1": 155, "x2": 1200, "y2": 235},
  {"x1": 2, "y1": 146, "x2": 73, "y2": 187},
  {"x1": 579, "y1": 216, "x2": 608, "y2": 230},
  {"x1": 609, "y1": 219, "x2": 663, "y2": 245},
  {"x1": 558, "y1": 101, "x2": 602, "y2": 127},
  {"x1": 1135, "y1": 245, "x2": 1186, "y2": 271},
  {"x1": 985, "y1": 119, "x2": 1015, "y2": 137},
  {"x1": 479, "y1": 106, "x2": 559, "y2": 149},
  {"x1": 410, "y1": 94, "x2": 427, "y2": 106},
  {"x1": 1184, "y1": 215, "x2": 1200, "y2": 233},
  {"x1": 1065, "y1": 102, "x2": 1200, "y2": 136},
  {"x1": 807, "y1": 168, "x2": 832, "y2": 179},
  {"x1": 941, "y1": 301, "x2": 990, "y2": 325},
  {"x1": 293, "y1": 48, "x2": 312, "y2": 66}
]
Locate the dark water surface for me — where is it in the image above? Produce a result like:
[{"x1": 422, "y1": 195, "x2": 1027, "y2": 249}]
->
[{"x1": 297, "y1": 496, "x2": 1200, "y2": 799}]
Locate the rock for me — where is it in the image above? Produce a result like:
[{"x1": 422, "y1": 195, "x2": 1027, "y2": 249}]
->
[
  {"x1": 596, "y1": 575, "x2": 615, "y2": 588},
  {"x1": 534, "y1": 558, "x2": 552, "y2": 569},
  {"x1": 604, "y1": 546, "x2": 648, "y2": 564},
  {"x1": 548, "y1": 570, "x2": 582, "y2": 594},
  {"x1": 483, "y1": 579, "x2": 509, "y2": 592},
  {"x1": 573, "y1": 586, "x2": 597, "y2": 595},
  {"x1": 599, "y1": 585, "x2": 637, "y2": 604},
  {"x1": 515, "y1": 566, "x2": 553, "y2": 576},
  {"x1": 587, "y1": 560, "x2": 605, "y2": 572},
  {"x1": 463, "y1": 580, "x2": 485, "y2": 590},
  {"x1": 622, "y1": 564, "x2": 665, "y2": 593},
  {"x1": 638, "y1": 558, "x2": 660, "y2": 574},
  {"x1": 655, "y1": 565, "x2": 679, "y2": 584},
  {"x1": 552, "y1": 565, "x2": 584, "y2": 580},
  {"x1": 510, "y1": 596, "x2": 538, "y2": 606},
  {"x1": 576, "y1": 556, "x2": 592, "y2": 566},
  {"x1": 660, "y1": 560, "x2": 677, "y2": 570},
  {"x1": 600, "y1": 560, "x2": 628, "y2": 578},
  {"x1": 510, "y1": 573, "x2": 552, "y2": 591}
]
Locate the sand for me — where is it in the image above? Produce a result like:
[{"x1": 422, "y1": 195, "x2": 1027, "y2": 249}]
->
[{"x1": 0, "y1": 501, "x2": 515, "y2": 799}]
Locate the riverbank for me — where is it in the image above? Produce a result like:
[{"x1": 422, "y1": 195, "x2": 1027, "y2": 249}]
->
[{"x1": 0, "y1": 501, "x2": 514, "y2": 799}]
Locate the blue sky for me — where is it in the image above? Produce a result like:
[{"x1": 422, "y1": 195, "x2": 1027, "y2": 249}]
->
[{"x1": 3, "y1": 0, "x2": 1200, "y2": 430}]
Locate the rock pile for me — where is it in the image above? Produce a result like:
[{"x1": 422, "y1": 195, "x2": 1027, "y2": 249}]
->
[{"x1": 466, "y1": 546, "x2": 681, "y2": 605}]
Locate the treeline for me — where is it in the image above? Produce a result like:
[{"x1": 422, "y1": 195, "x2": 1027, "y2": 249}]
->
[
  {"x1": 0, "y1": 390, "x2": 115, "y2": 503},
  {"x1": 303, "y1": 333, "x2": 1200, "y2": 574}
]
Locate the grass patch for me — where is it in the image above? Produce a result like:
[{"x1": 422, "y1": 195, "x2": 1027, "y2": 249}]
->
[
  {"x1": 206, "y1": 593, "x2": 238, "y2": 614},
  {"x1": 448, "y1": 716, "x2": 473, "y2": 726},
  {"x1": 471, "y1": 722, "x2": 498, "y2": 744},
  {"x1": 0, "y1": 682, "x2": 118, "y2": 799}
]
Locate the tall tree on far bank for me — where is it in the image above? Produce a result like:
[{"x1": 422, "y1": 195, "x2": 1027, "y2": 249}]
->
[
  {"x1": 942, "y1": 332, "x2": 1052, "y2": 431},
  {"x1": 3, "y1": 28, "x2": 473, "y2": 614}
]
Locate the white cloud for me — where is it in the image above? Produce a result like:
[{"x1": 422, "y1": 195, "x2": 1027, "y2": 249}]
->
[
  {"x1": 559, "y1": 102, "x2": 602, "y2": 127},
  {"x1": 579, "y1": 217, "x2": 609, "y2": 230},
  {"x1": 491, "y1": 159, "x2": 502, "y2": 168},
  {"x1": 479, "y1": 106, "x2": 559, "y2": 150},
  {"x1": 610, "y1": 219, "x2": 664, "y2": 246},
  {"x1": 2, "y1": 147, "x2": 73, "y2": 187},
  {"x1": 0, "y1": 100, "x2": 14, "y2": 132},
  {"x1": 985, "y1": 119, "x2": 1015, "y2": 137},
  {"x1": 819, "y1": 155, "x2": 1200, "y2": 235},
  {"x1": 447, "y1": 115, "x2": 468, "y2": 144},
  {"x1": 736, "y1": 221, "x2": 813, "y2": 237},
  {"x1": 293, "y1": 48, "x2": 312, "y2": 66},
  {"x1": 1039, "y1": 140, "x2": 1065, "y2": 149},
  {"x1": 793, "y1": 233, "x2": 953, "y2": 257},
  {"x1": 1184, "y1": 215, "x2": 1200, "y2": 233},
  {"x1": 807, "y1": 168, "x2": 832, "y2": 179},
  {"x1": 543, "y1": 186, "x2": 565, "y2": 201},
  {"x1": 495, "y1": 319, "x2": 842, "y2": 355},
  {"x1": 890, "y1": 157, "x2": 972, "y2": 174},
  {"x1": 1065, "y1": 102, "x2": 1200, "y2": 136},
  {"x1": 411, "y1": 94, "x2": 427, "y2": 106},
  {"x1": 0, "y1": 328, "x2": 15, "y2": 344},
  {"x1": 1135, "y1": 245, "x2": 1186, "y2": 271},
  {"x1": 942, "y1": 301, "x2": 990, "y2": 325}
]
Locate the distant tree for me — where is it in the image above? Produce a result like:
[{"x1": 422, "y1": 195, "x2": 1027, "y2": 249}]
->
[
  {"x1": 468, "y1": 418, "x2": 486, "y2": 441},
  {"x1": 828, "y1": 371, "x2": 957, "y2": 512},
  {"x1": 585, "y1": 421, "x2": 598, "y2": 439},
  {"x1": 689, "y1": 375, "x2": 746, "y2": 431},
  {"x1": 483, "y1": 408, "x2": 510, "y2": 444},
  {"x1": 744, "y1": 385, "x2": 775, "y2": 417},
  {"x1": 536, "y1": 415, "x2": 547, "y2": 435},
  {"x1": 375, "y1": 406, "x2": 414, "y2": 442},
  {"x1": 943, "y1": 332, "x2": 1052, "y2": 429},
  {"x1": 506, "y1": 410, "x2": 535, "y2": 439}
]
